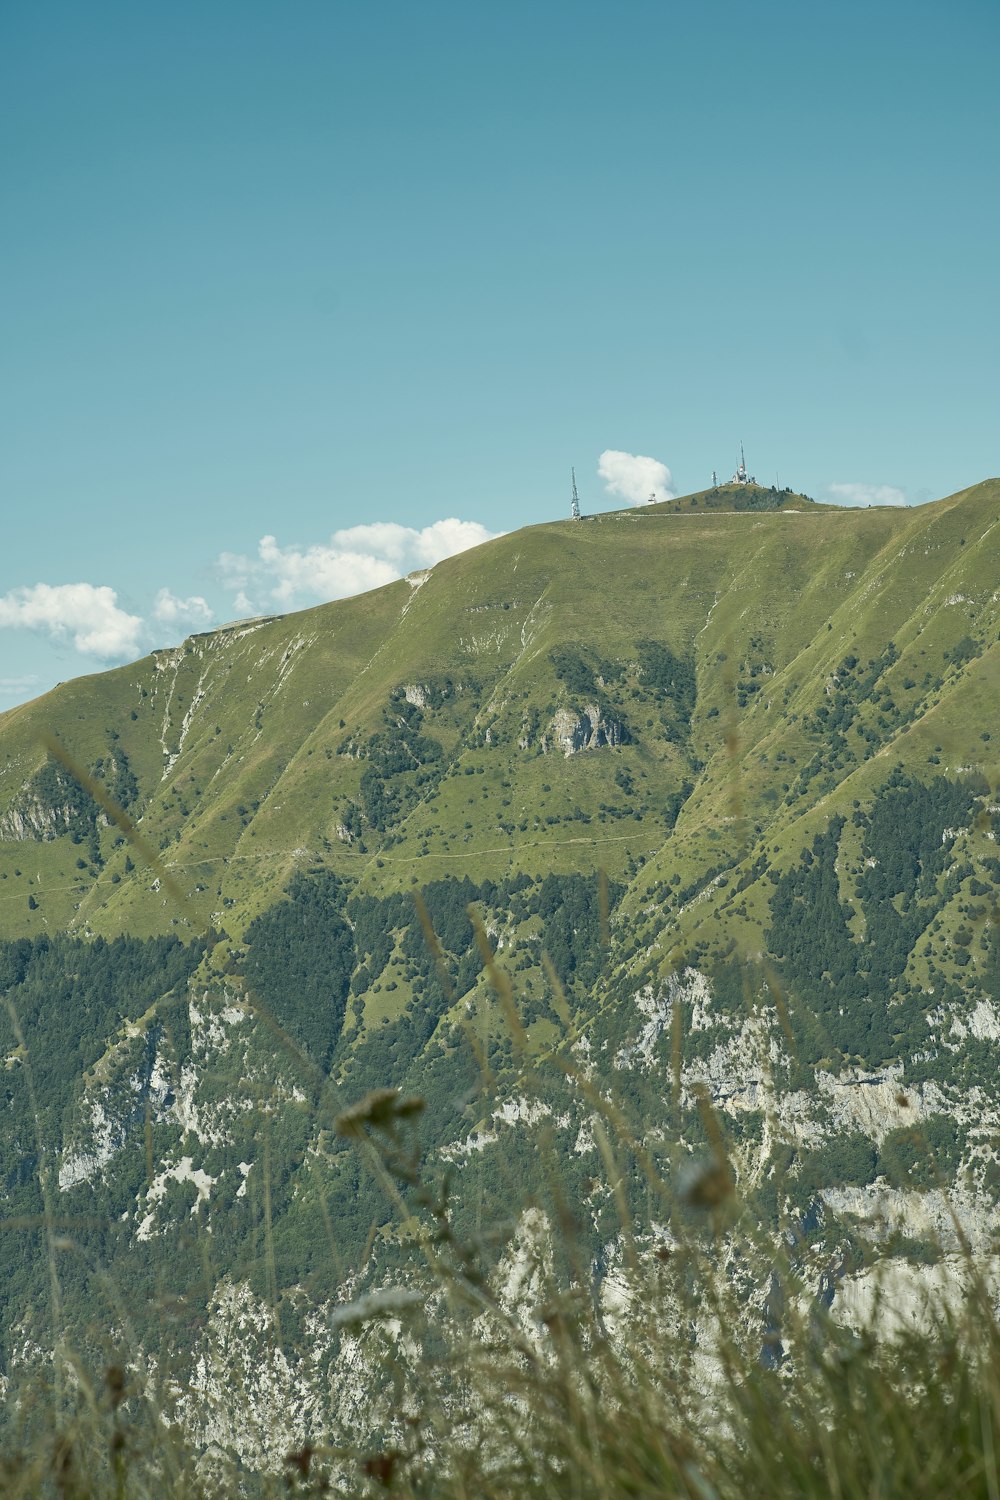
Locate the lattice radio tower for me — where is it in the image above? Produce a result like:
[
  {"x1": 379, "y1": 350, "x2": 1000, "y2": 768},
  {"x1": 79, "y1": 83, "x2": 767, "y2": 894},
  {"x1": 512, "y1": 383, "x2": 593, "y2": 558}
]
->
[{"x1": 571, "y1": 467, "x2": 581, "y2": 520}]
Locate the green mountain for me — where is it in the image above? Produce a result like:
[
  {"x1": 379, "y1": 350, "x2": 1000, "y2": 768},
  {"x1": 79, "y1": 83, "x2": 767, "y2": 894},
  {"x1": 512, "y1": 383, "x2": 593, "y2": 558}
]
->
[
  {"x1": 0, "y1": 476, "x2": 998, "y2": 1466},
  {"x1": 2, "y1": 479, "x2": 994, "y2": 946}
]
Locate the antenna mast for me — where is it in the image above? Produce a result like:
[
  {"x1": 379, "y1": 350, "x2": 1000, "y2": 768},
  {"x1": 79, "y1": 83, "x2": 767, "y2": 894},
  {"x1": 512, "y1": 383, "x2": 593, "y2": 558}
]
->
[{"x1": 571, "y1": 467, "x2": 581, "y2": 520}]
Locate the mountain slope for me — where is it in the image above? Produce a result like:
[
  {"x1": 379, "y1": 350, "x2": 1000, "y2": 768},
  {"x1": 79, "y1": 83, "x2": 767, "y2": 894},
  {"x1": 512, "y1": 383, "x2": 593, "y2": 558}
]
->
[
  {"x1": 2, "y1": 479, "x2": 995, "y2": 949},
  {"x1": 0, "y1": 478, "x2": 998, "y2": 1464}
]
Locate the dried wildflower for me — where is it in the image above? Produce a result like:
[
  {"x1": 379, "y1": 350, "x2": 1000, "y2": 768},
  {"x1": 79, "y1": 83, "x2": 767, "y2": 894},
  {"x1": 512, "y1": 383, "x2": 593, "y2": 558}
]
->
[
  {"x1": 285, "y1": 1444, "x2": 314, "y2": 1478},
  {"x1": 335, "y1": 1089, "x2": 425, "y2": 1138},
  {"x1": 363, "y1": 1451, "x2": 399, "y2": 1486},
  {"x1": 105, "y1": 1364, "x2": 126, "y2": 1409},
  {"x1": 330, "y1": 1288, "x2": 423, "y2": 1328},
  {"x1": 540, "y1": 1303, "x2": 568, "y2": 1335},
  {"x1": 676, "y1": 1154, "x2": 734, "y2": 1210}
]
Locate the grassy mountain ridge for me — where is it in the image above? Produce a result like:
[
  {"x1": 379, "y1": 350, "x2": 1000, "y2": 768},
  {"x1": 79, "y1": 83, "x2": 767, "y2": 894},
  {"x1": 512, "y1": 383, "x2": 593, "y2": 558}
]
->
[{"x1": 0, "y1": 479, "x2": 995, "y2": 951}]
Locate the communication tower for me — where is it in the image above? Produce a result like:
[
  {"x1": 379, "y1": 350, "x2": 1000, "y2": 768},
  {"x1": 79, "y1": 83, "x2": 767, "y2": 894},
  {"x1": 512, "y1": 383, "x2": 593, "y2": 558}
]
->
[
  {"x1": 732, "y1": 443, "x2": 756, "y2": 485},
  {"x1": 571, "y1": 468, "x2": 581, "y2": 520}
]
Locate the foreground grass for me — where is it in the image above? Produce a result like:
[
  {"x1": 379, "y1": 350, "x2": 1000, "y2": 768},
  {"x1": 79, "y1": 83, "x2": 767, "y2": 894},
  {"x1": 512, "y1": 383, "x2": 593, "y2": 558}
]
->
[
  {"x1": 3, "y1": 741, "x2": 999, "y2": 1497},
  {"x1": 3, "y1": 1085, "x2": 998, "y2": 1500},
  {"x1": 317, "y1": 1091, "x2": 1000, "y2": 1500}
]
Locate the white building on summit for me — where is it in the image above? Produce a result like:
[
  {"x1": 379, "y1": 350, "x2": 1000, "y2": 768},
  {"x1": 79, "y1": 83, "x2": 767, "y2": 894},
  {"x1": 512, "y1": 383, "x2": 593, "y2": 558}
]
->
[{"x1": 732, "y1": 444, "x2": 756, "y2": 485}]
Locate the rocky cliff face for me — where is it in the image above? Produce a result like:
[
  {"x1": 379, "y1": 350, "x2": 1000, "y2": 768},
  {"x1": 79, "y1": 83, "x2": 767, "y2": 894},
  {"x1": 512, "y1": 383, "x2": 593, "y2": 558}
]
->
[
  {"x1": 545, "y1": 703, "x2": 628, "y2": 755},
  {"x1": 0, "y1": 943, "x2": 980, "y2": 1470},
  {"x1": 0, "y1": 795, "x2": 75, "y2": 841}
]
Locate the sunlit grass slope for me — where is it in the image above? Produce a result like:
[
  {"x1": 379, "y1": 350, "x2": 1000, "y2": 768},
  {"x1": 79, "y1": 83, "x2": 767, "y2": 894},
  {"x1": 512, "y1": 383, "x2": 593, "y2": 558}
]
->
[{"x1": 0, "y1": 478, "x2": 996, "y2": 964}]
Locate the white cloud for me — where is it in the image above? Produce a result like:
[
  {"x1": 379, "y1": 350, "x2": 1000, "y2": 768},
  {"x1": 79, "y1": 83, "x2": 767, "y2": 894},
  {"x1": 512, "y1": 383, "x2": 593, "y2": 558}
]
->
[
  {"x1": 325, "y1": 522, "x2": 416, "y2": 564},
  {"x1": 219, "y1": 517, "x2": 499, "y2": 609},
  {"x1": 598, "y1": 450, "x2": 676, "y2": 506},
  {"x1": 152, "y1": 588, "x2": 214, "y2": 628},
  {"x1": 257, "y1": 535, "x2": 399, "y2": 605},
  {"x1": 0, "y1": 583, "x2": 144, "y2": 660},
  {"x1": 827, "y1": 482, "x2": 908, "y2": 508},
  {"x1": 317, "y1": 520, "x2": 497, "y2": 568}
]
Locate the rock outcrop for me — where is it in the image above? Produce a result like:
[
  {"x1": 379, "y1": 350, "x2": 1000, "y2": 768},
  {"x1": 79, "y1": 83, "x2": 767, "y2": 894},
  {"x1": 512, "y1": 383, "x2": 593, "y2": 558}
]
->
[{"x1": 545, "y1": 704, "x2": 628, "y2": 756}]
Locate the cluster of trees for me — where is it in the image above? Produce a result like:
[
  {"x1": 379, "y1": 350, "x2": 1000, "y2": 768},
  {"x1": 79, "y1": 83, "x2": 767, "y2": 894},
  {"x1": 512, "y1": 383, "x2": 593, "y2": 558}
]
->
[
  {"x1": 550, "y1": 647, "x2": 622, "y2": 698},
  {"x1": 357, "y1": 698, "x2": 447, "y2": 833},
  {"x1": 768, "y1": 818, "x2": 867, "y2": 1054},
  {"x1": 793, "y1": 1113, "x2": 965, "y2": 1203},
  {"x1": 240, "y1": 868, "x2": 621, "y2": 1100},
  {"x1": 855, "y1": 769, "x2": 981, "y2": 994},
  {"x1": 347, "y1": 875, "x2": 487, "y2": 1005},
  {"x1": 338, "y1": 682, "x2": 489, "y2": 841},
  {"x1": 25, "y1": 757, "x2": 103, "y2": 861},
  {"x1": 242, "y1": 871, "x2": 355, "y2": 1068},
  {"x1": 0, "y1": 930, "x2": 205, "y2": 1366},
  {"x1": 17, "y1": 745, "x2": 141, "y2": 868},
  {"x1": 548, "y1": 641, "x2": 696, "y2": 744},
  {"x1": 532, "y1": 872, "x2": 622, "y2": 990},
  {"x1": 802, "y1": 647, "x2": 901, "y2": 741},
  {"x1": 791, "y1": 645, "x2": 908, "y2": 799},
  {"x1": 0, "y1": 931, "x2": 203, "y2": 1115},
  {"x1": 636, "y1": 640, "x2": 696, "y2": 731},
  {"x1": 726, "y1": 485, "x2": 789, "y2": 512},
  {"x1": 767, "y1": 771, "x2": 991, "y2": 1065},
  {"x1": 734, "y1": 634, "x2": 773, "y2": 711},
  {"x1": 93, "y1": 743, "x2": 139, "y2": 812}
]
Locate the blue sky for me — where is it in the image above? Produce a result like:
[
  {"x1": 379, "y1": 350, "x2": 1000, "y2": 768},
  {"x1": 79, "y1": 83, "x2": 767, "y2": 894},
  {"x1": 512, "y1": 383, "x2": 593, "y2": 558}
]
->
[{"x1": 2, "y1": 0, "x2": 997, "y2": 706}]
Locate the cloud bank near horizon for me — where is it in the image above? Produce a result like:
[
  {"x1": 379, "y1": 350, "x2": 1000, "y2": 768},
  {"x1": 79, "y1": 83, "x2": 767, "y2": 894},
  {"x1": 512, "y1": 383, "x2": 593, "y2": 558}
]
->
[
  {"x1": 0, "y1": 515, "x2": 500, "y2": 679},
  {"x1": 598, "y1": 450, "x2": 676, "y2": 506},
  {"x1": 826, "y1": 482, "x2": 908, "y2": 508},
  {"x1": 219, "y1": 517, "x2": 499, "y2": 612},
  {"x1": 0, "y1": 583, "x2": 145, "y2": 661}
]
